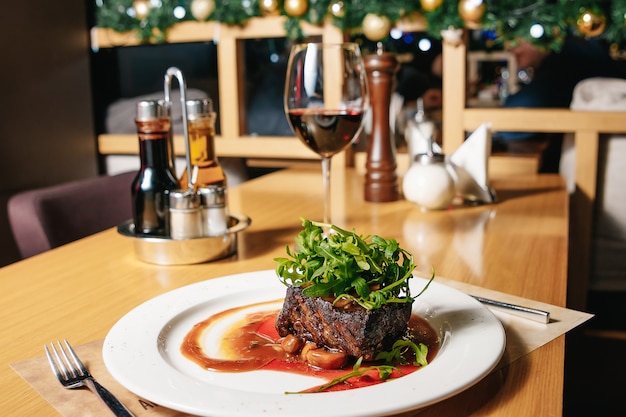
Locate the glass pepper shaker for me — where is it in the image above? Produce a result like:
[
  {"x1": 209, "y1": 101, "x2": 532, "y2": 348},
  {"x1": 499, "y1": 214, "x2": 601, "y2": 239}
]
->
[
  {"x1": 405, "y1": 97, "x2": 437, "y2": 164},
  {"x1": 168, "y1": 190, "x2": 203, "y2": 240}
]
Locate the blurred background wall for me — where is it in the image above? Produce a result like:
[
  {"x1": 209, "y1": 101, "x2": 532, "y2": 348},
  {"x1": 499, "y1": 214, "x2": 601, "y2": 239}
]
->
[{"x1": 0, "y1": 1, "x2": 97, "y2": 266}]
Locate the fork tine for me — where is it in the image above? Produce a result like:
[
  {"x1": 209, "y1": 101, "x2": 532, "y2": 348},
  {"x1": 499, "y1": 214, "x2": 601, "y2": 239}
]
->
[
  {"x1": 56, "y1": 340, "x2": 83, "y2": 378},
  {"x1": 52, "y1": 342, "x2": 74, "y2": 379},
  {"x1": 62, "y1": 339, "x2": 89, "y2": 376},
  {"x1": 44, "y1": 344, "x2": 63, "y2": 381}
]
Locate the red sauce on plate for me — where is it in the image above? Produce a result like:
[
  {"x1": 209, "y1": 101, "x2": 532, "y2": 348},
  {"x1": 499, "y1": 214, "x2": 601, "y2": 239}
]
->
[{"x1": 181, "y1": 300, "x2": 440, "y2": 392}]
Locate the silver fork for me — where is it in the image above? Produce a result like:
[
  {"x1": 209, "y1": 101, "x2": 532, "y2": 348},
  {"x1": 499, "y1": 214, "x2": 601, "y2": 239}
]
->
[{"x1": 45, "y1": 340, "x2": 135, "y2": 417}]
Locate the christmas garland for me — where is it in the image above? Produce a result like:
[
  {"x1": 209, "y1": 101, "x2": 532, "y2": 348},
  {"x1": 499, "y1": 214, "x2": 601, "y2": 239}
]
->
[{"x1": 95, "y1": 0, "x2": 626, "y2": 51}]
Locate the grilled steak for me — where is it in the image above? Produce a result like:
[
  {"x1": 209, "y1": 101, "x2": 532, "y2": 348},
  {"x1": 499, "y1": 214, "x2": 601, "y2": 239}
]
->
[{"x1": 276, "y1": 286, "x2": 413, "y2": 361}]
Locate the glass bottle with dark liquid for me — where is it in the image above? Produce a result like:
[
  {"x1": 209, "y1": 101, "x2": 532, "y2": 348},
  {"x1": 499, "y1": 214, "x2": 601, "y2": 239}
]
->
[{"x1": 132, "y1": 100, "x2": 179, "y2": 236}]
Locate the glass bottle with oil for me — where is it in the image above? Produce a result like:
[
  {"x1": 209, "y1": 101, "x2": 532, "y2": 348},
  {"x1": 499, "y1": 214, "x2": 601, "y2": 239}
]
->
[{"x1": 178, "y1": 98, "x2": 226, "y2": 188}]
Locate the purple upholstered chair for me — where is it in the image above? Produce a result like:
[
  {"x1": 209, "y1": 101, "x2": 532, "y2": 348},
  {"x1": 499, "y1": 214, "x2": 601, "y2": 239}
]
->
[{"x1": 7, "y1": 171, "x2": 135, "y2": 259}]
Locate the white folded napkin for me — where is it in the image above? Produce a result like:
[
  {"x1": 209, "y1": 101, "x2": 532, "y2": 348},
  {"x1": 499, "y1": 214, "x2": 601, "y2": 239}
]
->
[{"x1": 449, "y1": 122, "x2": 497, "y2": 203}]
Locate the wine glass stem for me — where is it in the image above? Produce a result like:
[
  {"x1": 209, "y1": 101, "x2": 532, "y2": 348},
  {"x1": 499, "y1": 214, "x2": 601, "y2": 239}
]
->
[{"x1": 321, "y1": 156, "x2": 332, "y2": 225}]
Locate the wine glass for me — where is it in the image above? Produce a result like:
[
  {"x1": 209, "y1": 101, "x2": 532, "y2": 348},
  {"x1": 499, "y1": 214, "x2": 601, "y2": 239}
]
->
[{"x1": 284, "y1": 42, "x2": 368, "y2": 225}]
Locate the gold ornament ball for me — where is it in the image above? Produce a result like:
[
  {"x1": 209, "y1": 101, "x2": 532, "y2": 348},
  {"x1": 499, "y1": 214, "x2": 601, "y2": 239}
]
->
[
  {"x1": 577, "y1": 9, "x2": 607, "y2": 37},
  {"x1": 420, "y1": 0, "x2": 443, "y2": 12},
  {"x1": 191, "y1": 0, "x2": 215, "y2": 21},
  {"x1": 284, "y1": 0, "x2": 308, "y2": 17},
  {"x1": 458, "y1": 0, "x2": 486, "y2": 25},
  {"x1": 329, "y1": 1, "x2": 346, "y2": 18},
  {"x1": 362, "y1": 13, "x2": 391, "y2": 41},
  {"x1": 133, "y1": 0, "x2": 151, "y2": 20},
  {"x1": 260, "y1": 0, "x2": 281, "y2": 16}
]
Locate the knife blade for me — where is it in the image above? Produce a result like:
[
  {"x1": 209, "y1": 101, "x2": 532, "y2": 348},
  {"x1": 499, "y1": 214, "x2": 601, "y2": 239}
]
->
[{"x1": 472, "y1": 295, "x2": 550, "y2": 324}]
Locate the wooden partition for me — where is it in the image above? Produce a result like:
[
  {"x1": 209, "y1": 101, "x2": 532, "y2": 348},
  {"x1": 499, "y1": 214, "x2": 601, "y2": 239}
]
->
[{"x1": 440, "y1": 39, "x2": 626, "y2": 310}]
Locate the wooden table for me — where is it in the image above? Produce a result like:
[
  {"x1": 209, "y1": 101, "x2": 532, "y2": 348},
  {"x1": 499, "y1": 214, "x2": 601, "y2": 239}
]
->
[{"x1": 0, "y1": 166, "x2": 569, "y2": 416}]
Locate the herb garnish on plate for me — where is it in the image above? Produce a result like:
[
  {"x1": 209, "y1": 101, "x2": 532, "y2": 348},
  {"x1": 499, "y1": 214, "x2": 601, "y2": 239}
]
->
[{"x1": 275, "y1": 219, "x2": 428, "y2": 310}]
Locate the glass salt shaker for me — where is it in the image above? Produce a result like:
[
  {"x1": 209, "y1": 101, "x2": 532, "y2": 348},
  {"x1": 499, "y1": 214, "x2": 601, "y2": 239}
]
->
[{"x1": 198, "y1": 185, "x2": 228, "y2": 236}]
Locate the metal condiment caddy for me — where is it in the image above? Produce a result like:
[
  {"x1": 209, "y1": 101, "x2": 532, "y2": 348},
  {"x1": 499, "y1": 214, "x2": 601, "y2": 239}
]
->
[{"x1": 118, "y1": 66, "x2": 250, "y2": 265}]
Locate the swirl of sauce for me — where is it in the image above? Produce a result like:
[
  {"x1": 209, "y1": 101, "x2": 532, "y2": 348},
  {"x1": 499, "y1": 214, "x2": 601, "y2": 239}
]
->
[{"x1": 180, "y1": 299, "x2": 440, "y2": 392}]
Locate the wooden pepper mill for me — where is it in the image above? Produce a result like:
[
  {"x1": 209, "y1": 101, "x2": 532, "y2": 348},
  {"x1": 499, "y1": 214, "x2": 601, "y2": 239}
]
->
[{"x1": 364, "y1": 46, "x2": 400, "y2": 202}]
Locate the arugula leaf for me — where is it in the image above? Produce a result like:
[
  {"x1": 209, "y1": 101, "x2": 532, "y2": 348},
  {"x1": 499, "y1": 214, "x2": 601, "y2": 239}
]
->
[
  {"x1": 292, "y1": 361, "x2": 400, "y2": 393},
  {"x1": 375, "y1": 340, "x2": 429, "y2": 367},
  {"x1": 275, "y1": 218, "x2": 424, "y2": 310}
]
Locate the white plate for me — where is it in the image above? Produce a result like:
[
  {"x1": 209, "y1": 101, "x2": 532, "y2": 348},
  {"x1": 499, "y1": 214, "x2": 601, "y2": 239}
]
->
[{"x1": 103, "y1": 270, "x2": 505, "y2": 417}]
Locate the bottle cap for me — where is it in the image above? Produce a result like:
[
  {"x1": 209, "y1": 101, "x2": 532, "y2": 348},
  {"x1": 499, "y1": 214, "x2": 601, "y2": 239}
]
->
[
  {"x1": 414, "y1": 152, "x2": 446, "y2": 165},
  {"x1": 169, "y1": 189, "x2": 201, "y2": 210},
  {"x1": 136, "y1": 100, "x2": 170, "y2": 121},
  {"x1": 198, "y1": 185, "x2": 226, "y2": 207},
  {"x1": 186, "y1": 98, "x2": 213, "y2": 119}
]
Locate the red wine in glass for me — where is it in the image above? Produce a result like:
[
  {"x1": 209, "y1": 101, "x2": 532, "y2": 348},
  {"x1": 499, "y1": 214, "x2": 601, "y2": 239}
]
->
[{"x1": 287, "y1": 109, "x2": 364, "y2": 157}]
